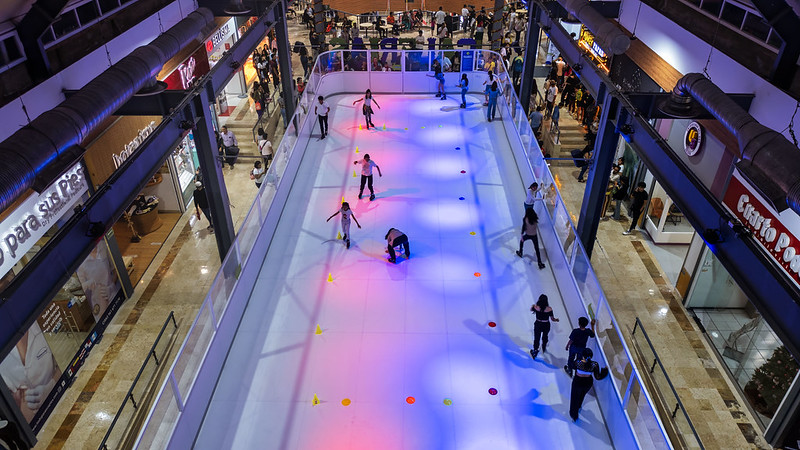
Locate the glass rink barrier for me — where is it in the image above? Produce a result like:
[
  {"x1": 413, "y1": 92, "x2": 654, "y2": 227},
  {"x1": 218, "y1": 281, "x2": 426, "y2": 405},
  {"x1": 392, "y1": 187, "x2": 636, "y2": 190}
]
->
[{"x1": 135, "y1": 49, "x2": 673, "y2": 449}]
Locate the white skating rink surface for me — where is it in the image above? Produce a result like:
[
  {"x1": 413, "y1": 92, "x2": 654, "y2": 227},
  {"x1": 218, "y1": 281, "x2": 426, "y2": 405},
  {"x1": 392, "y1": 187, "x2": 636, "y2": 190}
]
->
[{"x1": 196, "y1": 94, "x2": 613, "y2": 449}]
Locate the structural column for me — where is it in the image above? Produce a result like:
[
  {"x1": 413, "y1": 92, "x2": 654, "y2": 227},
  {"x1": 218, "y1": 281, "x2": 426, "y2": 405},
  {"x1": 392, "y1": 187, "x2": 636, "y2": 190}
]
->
[
  {"x1": 519, "y1": 4, "x2": 540, "y2": 113},
  {"x1": 491, "y1": 0, "x2": 505, "y2": 50},
  {"x1": 274, "y1": 0, "x2": 296, "y2": 126},
  {"x1": 576, "y1": 85, "x2": 620, "y2": 257},
  {"x1": 192, "y1": 86, "x2": 235, "y2": 261}
]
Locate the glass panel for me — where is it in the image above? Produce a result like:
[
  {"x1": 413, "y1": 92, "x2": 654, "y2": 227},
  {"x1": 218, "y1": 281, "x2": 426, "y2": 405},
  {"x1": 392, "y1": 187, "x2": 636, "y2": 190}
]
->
[
  {"x1": 720, "y1": 3, "x2": 746, "y2": 28},
  {"x1": 767, "y1": 30, "x2": 783, "y2": 49},
  {"x1": 344, "y1": 50, "x2": 368, "y2": 71},
  {"x1": 237, "y1": 204, "x2": 261, "y2": 261},
  {"x1": 742, "y1": 12, "x2": 771, "y2": 42},
  {"x1": 173, "y1": 303, "x2": 215, "y2": 397},
  {"x1": 76, "y1": 2, "x2": 100, "y2": 25},
  {"x1": 404, "y1": 51, "x2": 429, "y2": 71},
  {"x1": 136, "y1": 386, "x2": 180, "y2": 449},
  {"x1": 626, "y1": 377, "x2": 671, "y2": 450},
  {"x1": 373, "y1": 50, "x2": 401, "y2": 71},
  {"x1": 3, "y1": 37, "x2": 22, "y2": 62},
  {"x1": 700, "y1": 0, "x2": 723, "y2": 16}
]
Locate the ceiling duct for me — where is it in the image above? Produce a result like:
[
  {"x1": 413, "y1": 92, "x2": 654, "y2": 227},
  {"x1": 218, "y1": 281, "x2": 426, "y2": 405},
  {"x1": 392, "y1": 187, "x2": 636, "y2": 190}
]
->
[
  {"x1": 560, "y1": 0, "x2": 630, "y2": 55},
  {"x1": 0, "y1": 8, "x2": 214, "y2": 214}
]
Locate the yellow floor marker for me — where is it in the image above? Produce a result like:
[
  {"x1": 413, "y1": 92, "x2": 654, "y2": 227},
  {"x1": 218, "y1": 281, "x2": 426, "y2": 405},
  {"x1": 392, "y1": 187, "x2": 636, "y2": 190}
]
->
[
  {"x1": 356, "y1": 146, "x2": 359, "y2": 153},
  {"x1": 313, "y1": 393, "x2": 321, "y2": 405},
  {"x1": 353, "y1": 170, "x2": 357, "y2": 178},
  {"x1": 359, "y1": 124, "x2": 362, "y2": 130},
  {"x1": 337, "y1": 231, "x2": 342, "y2": 240},
  {"x1": 327, "y1": 273, "x2": 333, "y2": 282},
  {"x1": 383, "y1": 124, "x2": 386, "y2": 130},
  {"x1": 315, "y1": 324, "x2": 323, "y2": 335}
]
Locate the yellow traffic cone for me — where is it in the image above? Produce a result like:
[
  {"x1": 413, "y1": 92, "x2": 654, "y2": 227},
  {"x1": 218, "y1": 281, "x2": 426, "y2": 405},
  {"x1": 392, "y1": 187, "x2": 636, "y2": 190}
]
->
[
  {"x1": 312, "y1": 393, "x2": 321, "y2": 405},
  {"x1": 355, "y1": 146, "x2": 359, "y2": 153},
  {"x1": 359, "y1": 124, "x2": 362, "y2": 130},
  {"x1": 315, "y1": 324, "x2": 323, "y2": 335},
  {"x1": 337, "y1": 231, "x2": 342, "y2": 240},
  {"x1": 383, "y1": 123, "x2": 386, "y2": 130},
  {"x1": 327, "y1": 273, "x2": 333, "y2": 282},
  {"x1": 341, "y1": 196, "x2": 345, "y2": 203},
  {"x1": 353, "y1": 170, "x2": 357, "y2": 178}
]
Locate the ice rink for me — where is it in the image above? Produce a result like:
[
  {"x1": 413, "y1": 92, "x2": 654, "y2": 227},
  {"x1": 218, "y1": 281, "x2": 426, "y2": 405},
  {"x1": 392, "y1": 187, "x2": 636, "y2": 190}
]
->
[{"x1": 195, "y1": 93, "x2": 613, "y2": 449}]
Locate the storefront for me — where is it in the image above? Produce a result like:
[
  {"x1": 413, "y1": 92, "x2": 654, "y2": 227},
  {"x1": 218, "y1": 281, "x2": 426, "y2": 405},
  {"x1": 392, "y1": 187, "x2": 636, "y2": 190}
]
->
[
  {"x1": 0, "y1": 163, "x2": 130, "y2": 432},
  {"x1": 577, "y1": 26, "x2": 609, "y2": 73},
  {"x1": 82, "y1": 115, "x2": 195, "y2": 286},
  {"x1": 206, "y1": 17, "x2": 248, "y2": 116}
]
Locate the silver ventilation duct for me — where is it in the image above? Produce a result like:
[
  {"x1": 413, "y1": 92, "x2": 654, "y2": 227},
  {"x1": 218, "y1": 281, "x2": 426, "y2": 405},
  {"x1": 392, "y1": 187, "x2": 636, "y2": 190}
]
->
[
  {"x1": 560, "y1": 0, "x2": 630, "y2": 55},
  {"x1": 666, "y1": 73, "x2": 800, "y2": 214},
  {"x1": 0, "y1": 7, "x2": 214, "y2": 213}
]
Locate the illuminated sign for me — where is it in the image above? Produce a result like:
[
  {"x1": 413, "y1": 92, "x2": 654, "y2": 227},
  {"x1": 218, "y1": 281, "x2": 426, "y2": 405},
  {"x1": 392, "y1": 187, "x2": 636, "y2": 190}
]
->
[
  {"x1": 723, "y1": 171, "x2": 800, "y2": 288},
  {"x1": 111, "y1": 121, "x2": 157, "y2": 169},
  {"x1": 0, "y1": 163, "x2": 87, "y2": 278},
  {"x1": 205, "y1": 19, "x2": 235, "y2": 55},
  {"x1": 683, "y1": 121, "x2": 703, "y2": 157}
]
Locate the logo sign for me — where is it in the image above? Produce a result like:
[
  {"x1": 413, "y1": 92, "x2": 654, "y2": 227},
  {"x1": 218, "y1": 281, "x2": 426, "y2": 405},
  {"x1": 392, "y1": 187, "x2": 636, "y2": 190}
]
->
[
  {"x1": 205, "y1": 20, "x2": 234, "y2": 55},
  {"x1": 178, "y1": 56, "x2": 197, "y2": 89},
  {"x1": 111, "y1": 121, "x2": 157, "y2": 169},
  {"x1": 723, "y1": 171, "x2": 800, "y2": 288},
  {"x1": 163, "y1": 47, "x2": 211, "y2": 90},
  {"x1": 0, "y1": 163, "x2": 87, "y2": 279},
  {"x1": 590, "y1": 41, "x2": 607, "y2": 60},
  {"x1": 684, "y1": 121, "x2": 703, "y2": 157}
]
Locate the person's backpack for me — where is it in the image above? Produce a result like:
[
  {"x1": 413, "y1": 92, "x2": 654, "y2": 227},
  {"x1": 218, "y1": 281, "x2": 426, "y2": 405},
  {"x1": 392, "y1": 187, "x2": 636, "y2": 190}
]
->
[
  {"x1": 571, "y1": 148, "x2": 587, "y2": 167},
  {"x1": 512, "y1": 56, "x2": 523, "y2": 73}
]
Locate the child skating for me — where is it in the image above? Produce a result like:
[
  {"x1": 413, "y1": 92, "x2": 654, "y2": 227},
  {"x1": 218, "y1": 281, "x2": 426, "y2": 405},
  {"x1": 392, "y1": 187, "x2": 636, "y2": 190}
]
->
[
  {"x1": 353, "y1": 89, "x2": 381, "y2": 129},
  {"x1": 326, "y1": 201, "x2": 361, "y2": 249},
  {"x1": 426, "y1": 59, "x2": 446, "y2": 100},
  {"x1": 353, "y1": 154, "x2": 382, "y2": 200},
  {"x1": 457, "y1": 73, "x2": 469, "y2": 108}
]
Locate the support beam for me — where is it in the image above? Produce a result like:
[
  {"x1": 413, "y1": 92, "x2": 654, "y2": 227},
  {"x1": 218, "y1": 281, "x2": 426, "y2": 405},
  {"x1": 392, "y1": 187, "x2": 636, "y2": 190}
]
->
[
  {"x1": 274, "y1": 0, "x2": 296, "y2": 124},
  {"x1": 771, "y1": 39, "x2": 800, "y2": 90},
  {"x1": 16, "y1": 0, "x2": 69, "y2": 81},
  {"x1": 534, "y1": 0, "x2": 800, "y2": 362},
  {"x1": 491, "y1": 0, "x2": 505, "y2": 50},
  {"x1": 193, "y1": 88, "x2": 235, "y2": 260},
  {"x1": 576, "y1": 89, "x2": 620, "y2": 256},
  {"x1": 519, "y1": 4, "x2": 541, "y2": 114}
]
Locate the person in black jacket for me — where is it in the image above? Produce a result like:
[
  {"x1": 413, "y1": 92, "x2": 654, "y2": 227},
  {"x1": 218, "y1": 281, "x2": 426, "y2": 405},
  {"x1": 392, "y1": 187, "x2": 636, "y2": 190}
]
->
[
  {"x1": 569, "y1": 348, "x2": 608, "y2": 422},
  {"x1": 530, "y1": 294, "x2": 559, "y2": 359},
  {"x1": 623, "y1": 182, "x2": 649, "y2": 235},
  {"x1": 516, "y1": 208, "x2": 545, "y2": 269},
  {"x1": 193, "y1": 181, "x2": 213, "y2": 233}
]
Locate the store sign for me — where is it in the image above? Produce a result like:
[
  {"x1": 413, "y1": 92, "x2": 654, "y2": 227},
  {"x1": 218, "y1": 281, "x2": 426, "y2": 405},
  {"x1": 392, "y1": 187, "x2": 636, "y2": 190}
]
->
[
  {"x1": 112, "y1": 121, "x2": 157, "y2": 169},
  {"x1": 684, "y1": 121, "x2": 703, "y2": 157},
  {"x1": 0, "y1": 163, "x2": 87, "y2": 278},
  {"x1": 163, "y1": 47, "x2": 211, "y2": 90},
  {"x1": 205, "y1": 20, "x2": 234, "y2": 54},
  {"x1": 723, "y1": 172, "x2": 800, "y2": 288}
]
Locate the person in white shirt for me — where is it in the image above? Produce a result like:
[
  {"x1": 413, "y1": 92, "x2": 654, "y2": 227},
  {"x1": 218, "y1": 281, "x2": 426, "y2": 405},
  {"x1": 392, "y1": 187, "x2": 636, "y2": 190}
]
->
[
  {"x1": 435, "y1": 6, "x2": 446, "y2": 34},
  {"x1": 414, "y1": 29, "x2": 426, "y2": 49},
  {"x1": 353, "y1": 153, "x2": 382, "y2": 200},
  {"x1": 314, "y1": 95, "x2": 330, "y2": 139},
  {"x1": 461, "y1": 5, "x2": 470, "y2": 31},
  {"x1": 257, "y1": 128, "x2": 273, "y2": 166},
  {"x1": 524, "y1": 182, "x2": 543, "y2": 211},
  {"x1": 326, "y1": 201, "x2": 361, "y2": 249},
  {"x1": 352, "y1": 89, "x2": 381, "y2": 129},
  {"x1": 545, "y1": 80, "x2": 558, "y2": 119},
  {"x1": 220, "y1": 125, "x2": 239, "y2": 169},
  {"x1": 250, "y1": 160, "x2": 266, "y2": 188}
]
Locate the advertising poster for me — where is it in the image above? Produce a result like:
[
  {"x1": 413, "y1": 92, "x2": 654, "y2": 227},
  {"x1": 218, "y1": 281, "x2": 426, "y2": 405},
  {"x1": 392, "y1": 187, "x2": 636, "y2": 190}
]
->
[
  {"x1": 76, "y1": 240, "x2": 122, "y2": 322},
  {"x1": 0, "y1": 322, "x2": 61, "y2": 424}
]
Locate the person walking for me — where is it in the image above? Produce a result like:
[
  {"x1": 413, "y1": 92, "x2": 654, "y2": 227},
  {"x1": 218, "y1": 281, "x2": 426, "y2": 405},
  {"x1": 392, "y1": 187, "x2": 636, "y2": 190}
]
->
[
  {"x1": 564, "y1": 316, "x2": 596, "y2": 377},
  {"x1": 530, "y1": 294, "x2": 559, "y2": 359},
  {"x1": 352, "y1": 89, "x2": 381, "y2": 129},
  {"x1": 529, "y1": 105, "x2": 543, "y2": 137},
  {"x1": 219, "y1": 126, "x2": 239, "y2": 169},
  {"x1": 326, "y1": 201, "x2": 361, "y2": 249},
  {"x1": 435, "y1": 6, "x2": 446, "y2": 35},
  {"x1": 612, "y1": 173, "x2": 629, "y2": 220},
  {"x1": 544, "y1": 79, "x2": 558, "y2": 119},
  {"x1": 511, "y1": 50, "x2": 524, "y2": 88},
  {"x1": 353, "y1": 154, "x2": 382, "y2": 201},
  {"x1": 193, "y1": 181, "x2": 213, "y2": 233},
  {"x1": 623, "y1": 181, "x2": 648, "y2": 235},
  {"x1": 385, "y1": 228, "x2": 410, "y2": 263},
  {"x1": 457, "y1": 73, "x2": 469, "y2": 108},
  {"x1": 482, "y1": 71, "x2": 495, "y2": 106},
  {"x1": 315, "y1": 95, "x2": 330, "y2": 139},
  {"x1": 257, "y1": 128, "x2": 273, "y2": 167},
  {"x1": 524, "y1": 182, "x2": 542, "y2": 211},
  {"x1": 569, "y1": 348, "x2": 608, "y2": 422},
  {"x1": 486, "y1": 81, "x2": 500, "y2": 122},
  {"x1": 516, "y1": 208, "x2": 546, "y2": 269},
  {"x1": 250, "y1": 160, "x2": 266, "y2": 188}
]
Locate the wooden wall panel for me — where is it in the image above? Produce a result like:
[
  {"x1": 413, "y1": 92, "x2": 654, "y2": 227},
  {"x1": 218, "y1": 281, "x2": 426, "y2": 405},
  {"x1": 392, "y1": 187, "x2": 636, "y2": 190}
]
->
[{"x1": 83, "y1": 116, "x2": 161, "y2": 188}]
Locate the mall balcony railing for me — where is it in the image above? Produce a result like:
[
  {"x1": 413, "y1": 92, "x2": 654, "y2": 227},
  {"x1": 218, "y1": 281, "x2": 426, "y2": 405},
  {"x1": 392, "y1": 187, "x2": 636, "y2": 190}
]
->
[
  {"x1": 631, "y1": 318, "x2": 705, "y2": 449},
  {"x1": 134, "y1": 49, "x2": 672, "y2": 449}
]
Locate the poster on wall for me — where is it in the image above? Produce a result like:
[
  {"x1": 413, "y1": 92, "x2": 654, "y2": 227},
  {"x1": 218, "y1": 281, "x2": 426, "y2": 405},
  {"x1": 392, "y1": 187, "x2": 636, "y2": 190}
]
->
[
  {"x1": 0, "y1": 322, "x2": 61, "y2": 424},
  {"x1": 76, "y1": 240, "x2": 122, "y2": 322}
]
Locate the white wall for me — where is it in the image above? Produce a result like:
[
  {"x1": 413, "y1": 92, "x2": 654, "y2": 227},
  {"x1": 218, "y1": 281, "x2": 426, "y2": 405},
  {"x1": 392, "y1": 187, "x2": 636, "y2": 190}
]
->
[
  {"x1": 0, "y1": 0, "x2": 197, "y2": 142},
  {"x1": 617, "y1": 0, "x2": 800, "y2": 142}
]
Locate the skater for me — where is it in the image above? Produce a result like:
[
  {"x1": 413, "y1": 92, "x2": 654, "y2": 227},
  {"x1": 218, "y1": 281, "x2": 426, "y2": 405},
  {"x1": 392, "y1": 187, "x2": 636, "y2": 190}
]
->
[
  {"x1": 483, "y1": 71, "x2": 495, "y2": 106},
  {"x1": 516, "y1": 208, "x2": 545, "y2": 269},
  {"x1": 457, "y1": 73, "x2": 469, "y2": 108},
  {"x1": 427, "y1": 59, "x2": 446, "y2": 100},
  {"x1": 315, "y1": 95, "x2": 330, "y2": 139},
  {"x1": 529, "y1": 294, "x2": 559, "y2": 359},
  {"x1": 564, "y1": 316, "x2": 596, "y2": 377},
  {"x1": 385, "y1": 228, "x2": 410, "y2": 263},
  {"x1": 352, "y1": 89, "x2": 381, "y2": 129},
  {"x1": 486, "y1": 81, "x2": 500, "y2": 122},
  {"x1": 326, "y1": 201, "x2": 361, "y2": 249},
  {"x1": 524, "y1": 182, "x2": 542, "y2": 211},
  {"x1": 353, "y1": 154, "x2": 382, "y2": 200},
  {"x1": 569, "y1": 348, "x2": 608, "y2": 422}
]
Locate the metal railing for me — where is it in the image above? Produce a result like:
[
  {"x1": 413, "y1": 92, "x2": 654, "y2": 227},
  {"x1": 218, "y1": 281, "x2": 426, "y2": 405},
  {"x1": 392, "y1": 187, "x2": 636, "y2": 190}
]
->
[
  {"x1": 98, "y1": 312, "x2": 178, "y2": 450},
  {"x1": 136, "y1": 49, "x2": 671, "y2": 449},
  {"x1": 631, "y1": 318, "x2": 705, "y2": 449}
]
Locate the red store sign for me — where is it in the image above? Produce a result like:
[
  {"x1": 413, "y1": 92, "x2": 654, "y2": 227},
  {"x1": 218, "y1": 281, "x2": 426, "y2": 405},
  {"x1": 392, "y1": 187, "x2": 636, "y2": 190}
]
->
[
  {"x1": 163, "y1": 47, "x2": 211, "y2": 90},
  {"x1": 723, "y1": 172, "x2": 800, "y2": 287}
]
